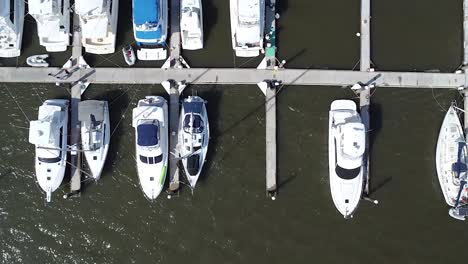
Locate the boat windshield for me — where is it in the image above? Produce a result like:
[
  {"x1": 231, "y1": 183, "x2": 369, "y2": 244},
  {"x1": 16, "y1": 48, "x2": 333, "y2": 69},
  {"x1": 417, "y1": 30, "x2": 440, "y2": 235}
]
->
[
  {"x1": 137, "y1": 123, "x2": 159, "y2": 147},
  {"x1": 183, "y1": 114, "x2": 204, "y2": 133},
  {"x1": 139, "y1": 154, "x2": 163, "y2": 164},
  {"x1": 335, "y1": 165, "x2": 361, "y2": 180},
  {"x1": 38, "y1": 156, "x2": 61, "y2": 163}
]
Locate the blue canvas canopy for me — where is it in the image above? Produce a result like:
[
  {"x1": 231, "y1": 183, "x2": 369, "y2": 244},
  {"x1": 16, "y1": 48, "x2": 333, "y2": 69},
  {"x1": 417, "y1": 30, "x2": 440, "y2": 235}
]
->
[
  {"x1": 137, "y1": 123, "x2": 159, "y2": 146},
  {"x1": 133, "y1": 0, "x2": 158, "y2": 25}
]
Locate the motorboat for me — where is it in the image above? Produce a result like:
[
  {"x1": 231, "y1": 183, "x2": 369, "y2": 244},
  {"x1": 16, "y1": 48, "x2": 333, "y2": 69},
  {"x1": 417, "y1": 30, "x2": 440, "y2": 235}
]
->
[
  {"x1": 122, "y1": 45, "x2": 136, "y2": 66},
  {"x1": 0, "y1": 0, "x2": 25, "y2": 57},
  {"x1": 27, "y1": 54, "x2": 49, "y2": 67},
  {"x1": 132, "y1": 0, "x2": 168, "y2": 60},
  {"x1": 79, "y1": 100, "x2": 110, "y2": 180},
  {"x1": 28, "y1": 0, "x2": 70, "y2": 52},
  {"x1": 75, "y1": 0, "x2": 119, "y2": 54},
  {"x1": 329, "y1": 100, "x2": 365, "y2": 218},
  {"x1": 132, "y1": 96, "x2": 168, "y2": 200},
  {"x1": 180, "y1": 0, "x2": 203, "y2": 50},
  {"x1": 28, "y1": 99, "x2": 69, "y2": 202},
  {"x1": 178, "y1": 96, "x2": 209, "y2": 188},
  {"x1": 436, "y1": 104, "x2": 468, "y2": 220},
  {"x1": 229, "y1": 0, "x2": 264, "y2": 57}
]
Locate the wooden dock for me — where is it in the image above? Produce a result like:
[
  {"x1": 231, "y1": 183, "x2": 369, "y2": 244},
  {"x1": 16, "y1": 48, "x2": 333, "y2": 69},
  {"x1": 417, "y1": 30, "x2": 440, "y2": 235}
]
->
[
  {"x1": 69, "y1": 11, "x2": 83, "y2": 195},
  {"x1": 167, "y1": 0, "x2": 183, "y2": 193},
  {"x1": 263, "y1": 0, "x2": 278, "y2": 197},
  {"x1": 360, "y1": 0, "x2": 371, "y2": 196}
]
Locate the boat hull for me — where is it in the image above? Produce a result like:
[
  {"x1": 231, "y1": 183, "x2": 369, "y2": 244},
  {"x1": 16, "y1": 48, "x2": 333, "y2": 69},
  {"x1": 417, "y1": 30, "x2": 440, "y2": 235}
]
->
[
  {"x1": 0, "y1": 0, "x2": 25, "y2": 57},
  {"x1": 436, "y1": 105, "x2": 468, "y2": 207},
  {"x1": 328, "y1": 100, "x2": 364, "y2": 218}
]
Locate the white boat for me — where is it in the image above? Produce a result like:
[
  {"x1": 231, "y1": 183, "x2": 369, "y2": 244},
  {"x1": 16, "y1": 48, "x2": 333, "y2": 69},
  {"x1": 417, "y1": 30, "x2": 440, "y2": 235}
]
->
[
  {"x1": 27, "y1": 54, "x2": 49, "y2": 67},
  {"x1": 75, "y1": 0, "x2": 119, "y2": 54},
  {"x1": 436, "y1": 105, "x2": 468, "y2": 220},
  {"x1": 329, "y1": 100, "x2": 365, "y2": 218},
  {"x1": 28, "y1": 99, "x2": 69, "y2": 202},
  {"x1": 28, "y1": 0, "x2": 70, "y2": 52},
  {"x1": 122, "y1": 45, "x2": 136, "y2": 66},
  {"x1": 0, "y1": 0, "x2": 25, "y2": 57},
  {"x1": 132, "y1": 96, "x2": 168, "y2": 200},
  {"x1": 133, "y1": 0, "x2": 168, "y2": 60},
  {"x1": 179, "y1": 96, "x2": 209, "y2": 188},
  {"x1": 79, "y1": 100, "x2": 110, "y2": 180},
  {"x1": 180, "y1": 0, "x2": 203, "y2": 50},
  {"x1": 229, "y1": 0, "x2": 264, "y2": 57}
]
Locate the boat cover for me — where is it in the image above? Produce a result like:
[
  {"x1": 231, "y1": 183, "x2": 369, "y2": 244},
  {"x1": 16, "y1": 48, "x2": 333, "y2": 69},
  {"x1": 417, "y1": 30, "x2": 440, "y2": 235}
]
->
[{"x1": 137, "y1": 123, "x2": 159, "y2": 146}]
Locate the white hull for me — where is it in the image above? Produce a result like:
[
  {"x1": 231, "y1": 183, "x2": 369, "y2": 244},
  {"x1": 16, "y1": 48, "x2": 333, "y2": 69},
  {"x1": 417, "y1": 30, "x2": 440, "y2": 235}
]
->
[
  {"x1": 436, "y1": 105, "x2": 468, "y2": 207},
  {"x1": 178, "y1": 96, "x2": 209, "y2": 188},
  {"x1": 180, "y1": 0, "x2": 203, "y2": 50},
  {"x1": 79, "y1": 100, "x2": 110, "y2": 180},
  {"x1": 0, "y1": 0, "x2": 25, "y2": 57},
  {"x1": 328, "y1": 100, "x2": 365, "y2": 218},
  {"x1": 29, "y1": 0, "x2": 70, "y2": 52},
  {"x1": 229, "y1": 0, "x2": 264, "y2": 57},
  {"x1": 76, "y1": 0, "x2": 119, "y2": 54},
  {"x1": 132, "y1": 96, "x2": 168, "y2": 200},
  {"x1": 122, "y1": 46, "x2": 136, "y2": 66},
  {"x1": 27, "y1": 54, "x2": 49, "y2": 67},
  {"x1": 29, "y1": 99, "x2": 69, "y2": 202}
]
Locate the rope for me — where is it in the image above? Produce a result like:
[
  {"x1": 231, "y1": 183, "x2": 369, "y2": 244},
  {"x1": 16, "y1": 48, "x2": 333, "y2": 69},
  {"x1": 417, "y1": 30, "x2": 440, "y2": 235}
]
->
[{"x1": 110, "y1": 89, "x2": 137, "y2": 138}]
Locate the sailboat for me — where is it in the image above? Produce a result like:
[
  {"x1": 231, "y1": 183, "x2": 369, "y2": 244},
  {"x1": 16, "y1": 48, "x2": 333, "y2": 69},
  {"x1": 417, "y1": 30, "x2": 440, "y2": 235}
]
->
[
  {"x1": 178, "y1": 96, "x2": 209, "y2": 188},
  {"x1": 75, "y1": 0, "x2": 119, "y2": 54},
  {"x1": 436, "y1": 104, "x2": 468, "y2": 220},
  {"x1": 229, "y1": 0, "x2": 264, "y2": 57},
  {"x1": 328, "y1": 100, "x2": 365, "y2": 218},
  {"x1": 180, "y1": 0, "x2": 203, "y2": 50},
  {"x1": 132, "y1": 96, "x2": 168, "y2": 200},
  {"x1": 79, "y1": 100, "x2": 110, "y2": 180},
  {"x1": 28, "y1": 0, "x2": 70, "y2": 52},
  {"x1": 29, "y1": 99, "x2": 69, "y2": 202},
  {"x1": 0, "y1": 0, "x2": 25, "y2": 57},
  {"x1": 132, "y1": 0, "x2": 168, "y2": 60}
]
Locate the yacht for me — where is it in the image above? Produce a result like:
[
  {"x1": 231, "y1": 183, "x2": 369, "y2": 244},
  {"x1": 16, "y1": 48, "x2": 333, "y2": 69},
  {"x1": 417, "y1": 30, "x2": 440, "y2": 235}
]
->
[
  {"x1": 29, "y1": 99, "x2": 69, "y2": 202},
  {"x1": 229, "y1": 0, "x2": 264, "y2": 57},
  {"x1": 0, "y1": 0, "x2": 25, "y2": 57},
  {"x1": 179, "y1": 96, "x2": 209, "y2": 188},
  {"x1": 132, "y1": 0, "x2": 168, "y2": 60},
  {"x1": 28, "y1": 0, "x2": 70, "y2": 52},
  {"x1": 329, "y1": 100, "x2": 365, "y2": 218},
  {"x1": 79, "y1": 100, "x2": 110, "y2": 180},
  {"x1": 180, "y1": 0, "x2": 203, "y2": 50},
  {"x1": 75, "y1": 0, "x2": 119, "y2": 54},
  {"x1": 132, "y1": 96, "x2": 168, "y2": 200},
  {"x1": 436, "y1": 104, "x2": 468, "y2": 220}
]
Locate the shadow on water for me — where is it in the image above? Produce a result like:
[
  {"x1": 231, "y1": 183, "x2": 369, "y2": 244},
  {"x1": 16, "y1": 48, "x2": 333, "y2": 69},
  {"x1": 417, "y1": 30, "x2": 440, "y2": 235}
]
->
[
  {"x1": 367, "y1": 102, "x2": 390, "y2": 195},
  {"x1": 202, "y1": 0, "x2": 218, "y2": 44},
  {"x1": 80, "y1": 89, "x2": 131, "y2": 194},
  {"x1": 116, "y1": 0, "x2": 134, "y2": 48}
]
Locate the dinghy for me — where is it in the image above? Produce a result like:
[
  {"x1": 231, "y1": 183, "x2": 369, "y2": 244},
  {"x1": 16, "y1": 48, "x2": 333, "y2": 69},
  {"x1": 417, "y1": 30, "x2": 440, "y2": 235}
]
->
[
  {"x1": 122, "y1": 45, "x2": 136, "y2": 66},
  {"x1": 436, "y1": 104, "x2": 468, "y2": 220},
  {"x1": 28, "y1": 0, "x2": 70, "y2": 52},
  {"x1": 329, "y1": 100, "x2": 365, "y2": 218},
  {"x1": 180, "y1": 0, "x2": 203, "y2": 50},
  {"x1": 75, "y1": 0, "x2": 119, "y2": 54},
  {"x1": 0, "y1": 0, "x2": 25, "y2": 57},
  {"x1": 26, "y1": 54, "x2": 49, "y2": 67},
  {"x1": 230, "y1": 0, "x2": 264, "y2": 57},
  {"x1": 29, "y1": 99, "x2": 69, "y2": 202},
  {"x1": 178, "y1": 96, "x2": 209, "y2": 188},
  {"x1": 79, "y1": 100, "x2": 110, "y2": 180},
  {"x1": 132, "y1": 96, "x2": 168, "y2": 200}
]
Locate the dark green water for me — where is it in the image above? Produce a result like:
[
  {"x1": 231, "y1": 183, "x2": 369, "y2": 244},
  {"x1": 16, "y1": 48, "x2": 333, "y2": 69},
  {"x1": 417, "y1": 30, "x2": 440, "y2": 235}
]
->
[{"x1": 0, "y1": 0, "x2": 467, "y2": 263}]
